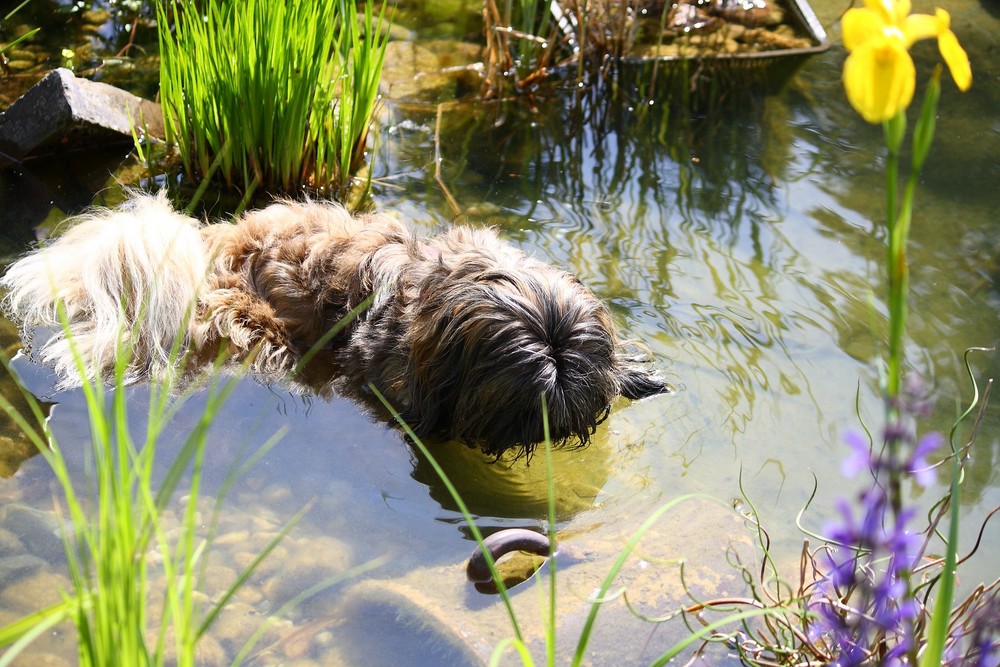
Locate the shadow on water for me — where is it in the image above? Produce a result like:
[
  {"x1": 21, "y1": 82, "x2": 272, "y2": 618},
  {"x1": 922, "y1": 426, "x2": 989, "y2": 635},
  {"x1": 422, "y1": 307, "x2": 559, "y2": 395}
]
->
[
  {"x1": 0, "y1": 324, "x2": 51, "y2": 478},
  {"x1": 410, "y1": 426, "x2": 614, "y2": 523},
  {"x1": 0, "y1": 150, "x2": 135, "y2": 254}
]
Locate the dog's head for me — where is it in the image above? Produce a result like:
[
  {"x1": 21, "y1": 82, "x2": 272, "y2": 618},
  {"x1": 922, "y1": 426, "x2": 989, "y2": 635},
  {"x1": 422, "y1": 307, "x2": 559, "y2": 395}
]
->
[{"x1": 396, "y1": 237, "x2": 668, "y2": 459}]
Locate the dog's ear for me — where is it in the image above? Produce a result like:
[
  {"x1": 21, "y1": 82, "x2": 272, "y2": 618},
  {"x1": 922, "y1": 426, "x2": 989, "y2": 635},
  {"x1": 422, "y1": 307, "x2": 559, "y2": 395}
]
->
[{"x1": 618, "y1": 366, "x2": 671, "y2": 400}]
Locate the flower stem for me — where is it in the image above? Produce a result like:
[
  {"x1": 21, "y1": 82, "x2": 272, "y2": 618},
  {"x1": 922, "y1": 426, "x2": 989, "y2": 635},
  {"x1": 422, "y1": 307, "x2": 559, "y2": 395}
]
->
[
  {"x1": 882, "y1": 111, "x2": 906, "y2": 402},
  {"x1": 883, "y1": 110, "x2": 911, "y2": 528}
]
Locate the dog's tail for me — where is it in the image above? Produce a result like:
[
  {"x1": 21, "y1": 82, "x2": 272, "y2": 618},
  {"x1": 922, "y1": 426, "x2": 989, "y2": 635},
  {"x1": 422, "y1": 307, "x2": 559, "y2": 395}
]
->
[{"x1": 0, "y1": 193, "x2": 210, "y2": 388}]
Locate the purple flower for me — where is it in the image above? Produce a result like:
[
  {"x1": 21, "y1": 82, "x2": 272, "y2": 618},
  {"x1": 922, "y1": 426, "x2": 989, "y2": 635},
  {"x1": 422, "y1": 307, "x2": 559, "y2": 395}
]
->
[
  {"x1": 813, "y1": 376, "x2": 942, "y2": 663},
  {"x1": 841, "y1": 430, "x2": 872, "y2": 478},
  {"x1": 907, "y1": 432, "x2": 942, "y2": 488},
  {"x1": 943, "y1": 593, "x2": 1000, "y2": 667},
  {"x1": 900, "y1": 372, "x2": 935, "y2": 418}
]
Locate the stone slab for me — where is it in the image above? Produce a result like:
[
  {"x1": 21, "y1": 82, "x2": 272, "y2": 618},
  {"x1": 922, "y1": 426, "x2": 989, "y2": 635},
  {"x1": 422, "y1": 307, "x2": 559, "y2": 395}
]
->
[{"x1": 0, "y1": 67, "x2": 163, "y2": 168}]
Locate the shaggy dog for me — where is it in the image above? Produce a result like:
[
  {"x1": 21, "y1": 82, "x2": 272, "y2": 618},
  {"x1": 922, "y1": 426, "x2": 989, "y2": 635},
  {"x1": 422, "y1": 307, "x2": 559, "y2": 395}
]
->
[{"x1": 1, "y1": 194, "x2": 667, "y2": 458}]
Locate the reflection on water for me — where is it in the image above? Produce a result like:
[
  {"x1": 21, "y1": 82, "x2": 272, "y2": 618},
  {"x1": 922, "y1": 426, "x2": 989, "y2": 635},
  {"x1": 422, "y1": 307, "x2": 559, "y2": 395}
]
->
[
  {"x1": 373, "y1": 0, "x2": 1000, "y2": 630},
  {"x1": 0, "y1": 322, "x2": 51, "y2": 477},
  {"x1": 1, "y1": 0, "x2": 999, "y2": 663}
]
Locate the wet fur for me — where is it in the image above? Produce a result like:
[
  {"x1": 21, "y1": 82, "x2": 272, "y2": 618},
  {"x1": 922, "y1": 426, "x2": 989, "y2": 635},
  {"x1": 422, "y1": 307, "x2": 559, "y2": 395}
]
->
[{"x1": 1, "y1": 193, "x2": 667, "y2": 457}]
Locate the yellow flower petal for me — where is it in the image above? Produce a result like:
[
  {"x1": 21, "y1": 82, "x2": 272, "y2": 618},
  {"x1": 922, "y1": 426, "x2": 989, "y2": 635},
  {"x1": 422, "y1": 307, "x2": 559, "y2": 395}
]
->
[
  {"x1": 861, "y1": 0, "x2": 886, "y2": 19},
  {"x1": 935, "y1": 7, "x2": 952, "y2": 30},
  {"x1": 862, "y1": 0, "x2": 903, "y2": 23},
  {"x1": 839, "y1": 0, "x2": 968, "y2": 120},
  {"x1": 901, "y1": 13, "x2": 941, "y2": 47},
  {"x1": 938, "y1": 28, "x2": 972, "y2": 91},
  {"x1": 843, "y1": 8, "x2": 886, "y2": 52},
  {"x1": 844, "y1": 42, "x2": 916, "y2": 123},
  {"x1": 890, "y1": 0, "x2": 912, "y2": 24}
]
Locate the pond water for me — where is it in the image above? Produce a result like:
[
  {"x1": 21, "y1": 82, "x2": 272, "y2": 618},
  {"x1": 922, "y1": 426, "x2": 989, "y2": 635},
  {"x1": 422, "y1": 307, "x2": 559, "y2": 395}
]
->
[{"x1": 1, "y1": 1, "x2": 999, "y2": 665}]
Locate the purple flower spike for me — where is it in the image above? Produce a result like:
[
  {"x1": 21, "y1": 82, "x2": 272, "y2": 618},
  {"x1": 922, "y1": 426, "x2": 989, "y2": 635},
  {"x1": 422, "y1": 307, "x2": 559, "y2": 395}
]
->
[
  {"x1": 945, "y1": 593, "x2": 1000, "y2": 666},
  {"x1": 842, "y1": 430, "x2": 873, "y2": 478},
  {"x1": 907, "y1": 432, "x2": 943, "y2": 488},
  {"x1": 814, "y1": 376, "x2": 944, "y2": 664},
  {"x1": 902, "y1": 372, "x2": 934, "y2": 418}
]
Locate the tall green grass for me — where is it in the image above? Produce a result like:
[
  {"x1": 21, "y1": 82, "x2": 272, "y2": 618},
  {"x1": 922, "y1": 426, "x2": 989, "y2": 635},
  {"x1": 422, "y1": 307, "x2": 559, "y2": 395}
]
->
[
  {"x1": 0, "y1": 319, "x2": 296, "y2": 665},
  {"x1": 157, "y1": 0, "x2": 389, "y2": 204}
]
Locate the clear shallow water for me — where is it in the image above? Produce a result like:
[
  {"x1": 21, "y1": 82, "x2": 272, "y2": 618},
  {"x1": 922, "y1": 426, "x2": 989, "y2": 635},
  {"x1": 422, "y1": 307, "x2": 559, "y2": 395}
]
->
[{"x1": 1, "y1": 1, "x2": 999, "y2": 664}]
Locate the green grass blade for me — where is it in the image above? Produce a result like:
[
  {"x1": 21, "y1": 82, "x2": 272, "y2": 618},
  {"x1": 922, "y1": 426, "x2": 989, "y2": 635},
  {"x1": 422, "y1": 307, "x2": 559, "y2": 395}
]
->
[
  {"x1": 571, "y1": 493, "x2": 722, "y2": 666},
  {"x1": 3, "y1": 0, "x2": 32, "y2": 22},
  {"x1": 917, "y1": 347, "x2": 989, "y2": 665},
  {"x1": 0, "y1": 27, "x2": 40, "y2": 55},
  {"x1": 0, "y1": 599, "x2": 74, "y2": 655},
  {"x1": 918, "y1": 454, "x2": 959, "y2": 667},
  {"x1": 369, "y1": 384, "x2": 526, "y2": 643},
  {"x1": 647, "y1": 607, "x2": 803, "y2": 667},
  {"x1": 293, "y1": 295, "x2": 374, "y2": 373},
  {"x1": 488, "y1": 637, "x2": 537, "y2": 667},
  {"x1": 541, "y1": 396, "x2": 557, "y2": 666}
]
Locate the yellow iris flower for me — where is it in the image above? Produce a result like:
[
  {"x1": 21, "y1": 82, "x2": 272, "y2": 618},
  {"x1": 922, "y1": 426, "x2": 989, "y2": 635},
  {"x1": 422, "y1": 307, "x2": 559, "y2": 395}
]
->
[{"x1": 841, "y1": 0, "x2": 972, "y2": 123}]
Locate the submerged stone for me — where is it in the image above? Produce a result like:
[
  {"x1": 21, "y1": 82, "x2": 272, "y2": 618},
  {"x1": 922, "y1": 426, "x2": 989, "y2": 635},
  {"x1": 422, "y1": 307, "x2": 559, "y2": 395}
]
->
[
  {"x1": 380, "y1": 40, "x2": 482, "y2": 102},
  {"x1": 0, "y1": 68, "x2": 163, "y2": 168},
  {"x1": 0, "y1": 570, "x2": 71, "y2": 613},
  {"x1": 0, "y1": 527, "x2": 25, "y2": 556},
  {"x1": 0, "y1": 504, "x2": 64, "y2": 562},
  {"x1": 328, "y1": 579, "x2": 487, "y2": 667},
  {"x1": 2, "y1": 652, "x2": 71, "y2": 667},
  {"x1": 259, "y1": 534, "x2": 353, "y2": 614},
  {"x1": 0, "y1": 554, "x2": 45, "y2": 587},
  {"x1": 151, "y1": 628, "x2": 226, "y2": 667},
  {"x1": 211, "y1": 600, "x2": 287, "y2": 655}
]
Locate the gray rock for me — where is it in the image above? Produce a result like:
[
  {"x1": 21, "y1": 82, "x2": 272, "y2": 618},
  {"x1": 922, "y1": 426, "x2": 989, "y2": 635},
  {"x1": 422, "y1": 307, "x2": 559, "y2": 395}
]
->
[
  {"x1": 0, "y1": 554, "x2": 46, "y2": 586},
  {"x1": 0, "y1": 68, "x2": 164, "y2": 167},
  {"x1": 0, "y1": 527, "x2": 25, "y2": 555},
  {"x1": 0, "y1": 504, "x2": 65, "y2": 562},
  {"x1": 0, "y1": 570, "x2": 71, "y2": 613}
]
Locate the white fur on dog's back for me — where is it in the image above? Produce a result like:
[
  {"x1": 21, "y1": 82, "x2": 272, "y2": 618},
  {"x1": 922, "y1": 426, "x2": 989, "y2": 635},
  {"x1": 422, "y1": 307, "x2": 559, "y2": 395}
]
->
[{"x1": 0, "y1": 193, "x2": 209, "y2": 387}]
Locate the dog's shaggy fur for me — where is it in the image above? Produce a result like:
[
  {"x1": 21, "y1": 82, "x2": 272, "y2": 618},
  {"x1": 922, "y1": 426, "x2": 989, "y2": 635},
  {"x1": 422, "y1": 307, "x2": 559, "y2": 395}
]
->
[{"x1": 1, "y1": 194, "x2": 667, "y2": 457}]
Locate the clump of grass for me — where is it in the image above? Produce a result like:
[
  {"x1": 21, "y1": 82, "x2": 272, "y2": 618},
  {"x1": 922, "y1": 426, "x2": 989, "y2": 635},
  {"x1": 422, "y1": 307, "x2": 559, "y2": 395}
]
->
[
  {"x1": 0, "y1": 311, "x2": 297, "y2": 665},
  {"x1": 156, "y1": 0, "x2": 389, "y2": 205}
]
